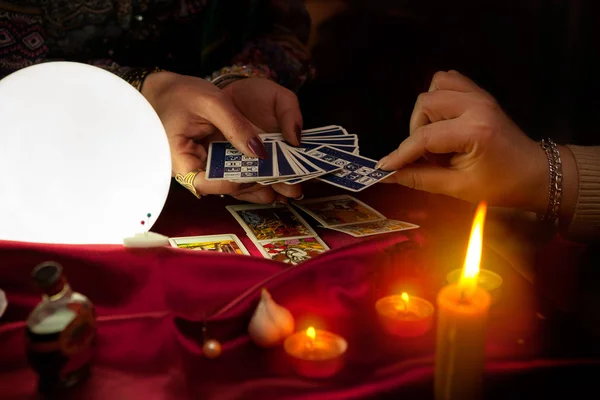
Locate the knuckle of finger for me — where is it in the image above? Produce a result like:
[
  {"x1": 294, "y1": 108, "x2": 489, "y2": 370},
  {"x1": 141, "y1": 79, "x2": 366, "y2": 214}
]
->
[
  {"x1": 415, "y1": 125, "x2": 432, "y2": 146},
  {"x1": 415, "y1": 91, "x2": 433, "y2": 111},
  {"x1": 470, "y1": 118, "x2": 494, "y2": 142},
  {"x1": 431, "y1": 70, "x2": 451, "y2": 86}
]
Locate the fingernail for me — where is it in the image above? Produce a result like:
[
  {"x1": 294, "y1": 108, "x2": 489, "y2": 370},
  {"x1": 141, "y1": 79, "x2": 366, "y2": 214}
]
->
[
  {"x1": 375, "y1": 156, "x2": 388, "y2": 170},
  {"x1": 292, "y1": 194, "x2": 305, "y2": 201},
  {"x1": 295, "y1": 125, "x2": 302, "y2": 145},
  {"x1": 248, "y1": 137, "x2": 268, "y2": 160}
]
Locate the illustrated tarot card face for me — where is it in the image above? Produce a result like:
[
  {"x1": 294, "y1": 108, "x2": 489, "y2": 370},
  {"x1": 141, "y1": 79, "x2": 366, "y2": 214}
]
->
[
  {"x1": 294, "y1": 195, "x2": 386, "y2": 227},
  {"x1": 329, "y1": 219, "x2": 419, "y2": 237},
  {"x1": 257, "y1": 237, "x2": 329, "y2": 265},
  {"x1": 227, "y1": 204, "x2": 315, "y2": 241},
  {"x1": 168, "y1": 234, "x2": 250, "y2": 255}
]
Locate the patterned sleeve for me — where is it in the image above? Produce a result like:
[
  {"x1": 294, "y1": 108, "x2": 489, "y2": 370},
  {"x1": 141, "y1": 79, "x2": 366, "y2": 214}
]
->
[
  {"x1": 0, "y1": 4, "x2": 47, "y2": 79},
  {"x1": 0, "y1": 5, "x2": 136, "y2": 82},
  {"x1": 206, "y1": 0, "x2": 315, "y2": 93}
]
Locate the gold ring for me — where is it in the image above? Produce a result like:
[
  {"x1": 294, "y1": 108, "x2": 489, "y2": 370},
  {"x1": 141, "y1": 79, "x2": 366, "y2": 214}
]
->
[{"x1": 174, "y1": 169, "x2": 203, "y2": 199}]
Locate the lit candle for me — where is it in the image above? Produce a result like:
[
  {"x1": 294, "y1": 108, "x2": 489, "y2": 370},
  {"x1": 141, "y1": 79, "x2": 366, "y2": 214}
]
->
[
  {"x1": 446, "y1": 268, "x2": 503, "y2": 305},
  {"x1": 284, "y1": 326, "x2": 347, "y2": 378},
  {"x1": 375, "y1": 292, "x2": 434, "y2": 337},
  {"x1": 435, "y1": 202, "x2": 492, "y2": 400}
]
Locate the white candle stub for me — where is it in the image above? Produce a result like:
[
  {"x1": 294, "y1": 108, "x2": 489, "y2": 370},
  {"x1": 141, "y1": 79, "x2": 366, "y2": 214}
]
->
[
  {"x1": 123, "y1": 232, "x2": 170, "y2": 248},
  {"x1": 0, "y1": 289, "x2": 7, "y2": 319}
]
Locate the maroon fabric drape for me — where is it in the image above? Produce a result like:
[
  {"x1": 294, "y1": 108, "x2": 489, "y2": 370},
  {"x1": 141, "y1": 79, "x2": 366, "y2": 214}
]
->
[{"x1": 1, "y1": 183, "x2": 598, "y2": 399}]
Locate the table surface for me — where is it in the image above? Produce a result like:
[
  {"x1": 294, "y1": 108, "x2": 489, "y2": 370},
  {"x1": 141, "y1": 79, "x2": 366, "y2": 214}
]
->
[{"x1": 0, "y1": 181, "x2": 598, "y2": 399}]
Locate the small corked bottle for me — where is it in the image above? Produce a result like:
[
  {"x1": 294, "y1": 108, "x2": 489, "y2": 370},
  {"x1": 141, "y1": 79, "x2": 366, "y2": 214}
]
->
[{"x1": 25, "y1": 261, "x2": 96, "y2": 395}]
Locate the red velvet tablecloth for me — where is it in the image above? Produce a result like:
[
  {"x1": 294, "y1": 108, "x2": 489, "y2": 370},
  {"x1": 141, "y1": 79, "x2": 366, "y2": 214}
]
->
[{"x1": 1, "y1": 182, "x2": 599, "y2": 399}]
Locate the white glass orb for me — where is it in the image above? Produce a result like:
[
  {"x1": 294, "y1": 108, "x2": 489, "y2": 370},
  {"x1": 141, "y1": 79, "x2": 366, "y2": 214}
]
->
[{"x1": 0, "y1": 62, "x2": 171, "y2": 244}]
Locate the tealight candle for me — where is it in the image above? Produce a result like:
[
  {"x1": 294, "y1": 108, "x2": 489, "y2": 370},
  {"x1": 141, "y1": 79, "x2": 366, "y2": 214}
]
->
[
  {"x1": 446, "y1": 268, "x2": 502, "y2": 305},
  {"x1": 284, "y1": 326, "x2": 347, "y2": 378},
  {"x1": 375, "y1": 292, "x2": 434, "y2": 337}
]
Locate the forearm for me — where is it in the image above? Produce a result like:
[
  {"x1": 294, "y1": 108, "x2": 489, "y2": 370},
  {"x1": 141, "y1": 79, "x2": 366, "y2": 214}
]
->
[
  {"x1": 557, "y1": 145, "x2": 578, "y2": 230},
  {"x1": 561, "y1": 145, "x2": 600, "y2": 241}
]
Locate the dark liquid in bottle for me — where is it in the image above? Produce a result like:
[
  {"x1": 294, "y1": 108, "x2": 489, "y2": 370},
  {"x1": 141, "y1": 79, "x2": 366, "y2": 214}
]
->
[{"x1": 25, "y1": 305, "x2": 95, "y2": 394}]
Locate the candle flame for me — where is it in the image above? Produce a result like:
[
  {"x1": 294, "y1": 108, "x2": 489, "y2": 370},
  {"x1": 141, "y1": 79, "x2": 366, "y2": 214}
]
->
[
  {"x1": 401, "y1": 292, "x2": 409, "y2": 304},
  {"x1": 306, "y1": 326, "x2": 316, "y2": 340},
  {"x1": 458, "y1": 202, "x2": 487, "y2": 298}
]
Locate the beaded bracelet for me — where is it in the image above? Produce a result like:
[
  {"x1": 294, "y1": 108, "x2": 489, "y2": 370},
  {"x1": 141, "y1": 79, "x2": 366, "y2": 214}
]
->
[
  {"x1": 538, "y1": 138, "x2": 563, "y2": 224},
  {"x1": 207, "y1": 64, "x2": 269, "y2": 89},
  {"x1": 120, "y1": 67, "x2": 164, "y2": 92}
]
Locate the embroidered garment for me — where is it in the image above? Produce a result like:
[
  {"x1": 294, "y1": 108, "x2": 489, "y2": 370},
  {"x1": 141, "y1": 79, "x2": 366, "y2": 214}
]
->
[{"x1": 0, "y1": 0, "x2": 313, "y2": 91}]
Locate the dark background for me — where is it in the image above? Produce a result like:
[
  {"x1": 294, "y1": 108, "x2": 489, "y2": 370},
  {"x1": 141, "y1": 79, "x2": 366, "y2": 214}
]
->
[{"x1": 300, "y1": 0, "x2": 600, "y2": 160}]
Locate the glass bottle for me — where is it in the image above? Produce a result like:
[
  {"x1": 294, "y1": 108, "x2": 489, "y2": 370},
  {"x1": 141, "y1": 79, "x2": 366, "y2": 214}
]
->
[{"x1": 25, "y1": 261, "x2": 96, "y2": 395}]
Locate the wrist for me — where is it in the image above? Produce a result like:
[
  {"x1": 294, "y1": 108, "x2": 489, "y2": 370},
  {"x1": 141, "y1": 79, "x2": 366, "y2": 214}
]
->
[
  {"x1": 557, "y1": 145, "x2": 578, "y2": 227},
  {"x1": 140, "y1": 71, "x2": 178, "y2": 108},
  {"x1": 524, "y1": 140, "x2": 551, "y2": 216},
  {"x1": 206, "y1": 64, "x2": 270, "y2": 88},
  {"x1": 534, "y1": 139, "x2": 570, "y2": 225}
]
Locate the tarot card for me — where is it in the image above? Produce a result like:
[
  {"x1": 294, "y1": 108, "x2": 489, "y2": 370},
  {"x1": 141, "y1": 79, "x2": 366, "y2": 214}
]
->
[
  {"x1": 257, "y1": 236, "x2": 330, "y2": 265},
  {"x1": 294, "y1": 141, "x2": 358, "y2": 154},
  {"x1": 226, "y1": 204, "x2": 318, "y2": 241},
  {"x1": 293, "y1": 195, "x2": 386, "y2": 227},
  {"x1": 206, "y1": 141, "x2": 277, "y2": 181},
  {"x1": 301, "y1": 125, "x2": 345, "y2": 134},
  {"x1": 289, "y1": 147, "x2": 340, "y2": 174},
  {"x1": 274, "y1": 141, "x2": 300, "y2": 177},
  {"x1": 302, "y1": 127, "x2": 348, "y2": 138},
  {"x1": 301, "y1": 136, "x2": 357, "y2": 147},
  {"x1": 259, "y1": 144, "x2": 341, "y2": 186},
  {"x1": 328, "y1": 219, "x2": 419, "y2": 237},
  {"x1": 309, "y1": 146, "x2": 395, "y2": 192},
  {"x1": 168, "y1": 234, "x2": 250, "y2": 255},
  {"x1": 258, "y1": 144, "x2": 316, "y2": 185},
  {"x1": 260, "y1": 127, "x2": 348, "y2": 142},
  {"x1": 280, "y1": 148, "x2": 342, "y2": 185}
]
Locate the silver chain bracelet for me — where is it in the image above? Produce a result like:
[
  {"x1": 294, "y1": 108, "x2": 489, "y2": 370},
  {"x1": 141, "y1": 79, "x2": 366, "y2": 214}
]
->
[{"x1": 538, "y1": 138, "x2": 563, "y2": 224}]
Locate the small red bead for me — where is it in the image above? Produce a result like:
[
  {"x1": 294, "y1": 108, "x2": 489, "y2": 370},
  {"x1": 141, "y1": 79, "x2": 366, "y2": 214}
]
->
[{"x1": 141, "y1": 221, "x2": 145, "y2": 225}]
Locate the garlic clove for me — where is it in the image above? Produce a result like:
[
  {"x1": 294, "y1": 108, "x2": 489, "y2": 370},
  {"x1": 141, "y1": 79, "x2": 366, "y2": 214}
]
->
[
  {"x1": 248, "y1": 288, "x2": 295, "y2": 348},
  {"x1": 264, "y1": 290, "x2": 294, "y2": 338}
]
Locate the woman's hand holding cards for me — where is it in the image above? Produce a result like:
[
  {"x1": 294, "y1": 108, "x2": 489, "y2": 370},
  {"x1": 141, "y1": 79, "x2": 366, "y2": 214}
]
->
[{"x1": 142, "y1": 71, "x2": 302, "y2": 203}]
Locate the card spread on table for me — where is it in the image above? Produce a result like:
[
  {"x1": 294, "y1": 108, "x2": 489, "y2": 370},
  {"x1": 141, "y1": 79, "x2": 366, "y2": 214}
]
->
[
  {"x1": 206, "y1": 125, "x2": 377, "y2": 190},
  {"x1": 293, "y1": 195, "x2": 419, "y2": 237},
  {"x1": 257, "y1": 237, "x2": 329, "y2": 265},
  {"x1": 292, "y1": 195, "x2": 385, "y2": 227},
  {"x1": 328, "y1": 219, "x2": 419, "y2": 237},
  {"x1": 168, "y1": 234, "x2": 250, "y2": 255},
  {"x1": 226, "y1": 203, "x2": 329, "y2": 265}
]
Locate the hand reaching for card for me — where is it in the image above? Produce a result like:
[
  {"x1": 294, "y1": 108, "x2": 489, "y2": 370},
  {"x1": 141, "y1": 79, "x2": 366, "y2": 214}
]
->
[
  {"x1": 141, "y1": 71, "x2": 302, "y2": 203},
  {"x1": 378, "y1": 70, "x2": 550, "y2": 214}
]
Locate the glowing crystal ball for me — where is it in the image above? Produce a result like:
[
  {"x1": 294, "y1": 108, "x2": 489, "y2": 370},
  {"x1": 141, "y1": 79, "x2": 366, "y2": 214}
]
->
[{"x1": 0, "y1": 62, "x2": 171, "y2": 244}]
